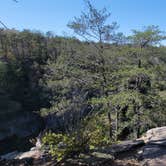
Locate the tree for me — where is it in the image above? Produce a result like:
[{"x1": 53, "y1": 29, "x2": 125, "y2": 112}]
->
[
  {"x1": 68, "y1": 0, "x2": 118, "y2": 44},
  {"x1": 112, "y1": 32, "x2": 127, "y2": 46},
  {"x1": 68, "y1": 0, "x2": 119, "y2": 138},
  {"x1": 129, "y1": 25, "x2": 166, "y2": 68},
  {"x1": 130, "y1": 25, "x2": 166, "y2": 48},
  {"x1": 0, "y1": 29, "x2": 51, "y2": 112}
]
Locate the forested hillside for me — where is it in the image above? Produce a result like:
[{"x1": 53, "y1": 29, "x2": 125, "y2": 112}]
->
[
  {"x1": 0, "y1": 26, "x2": 166, "y2": 155},
  {"x1": 0, "y1": 1, "x2": 166, "y2": 164}
]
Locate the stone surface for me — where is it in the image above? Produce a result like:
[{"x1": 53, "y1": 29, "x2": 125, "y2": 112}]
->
[
  {"x1": 139, "y1": 126, "x2": 166, "y2": 166},
  {"x1": 1, "y1": 126, "x2": 166, "y2": 166},
  {"x1": 94, "y1": 140, "x2": 144, "y2": 156},
  {"x1": 110, "y1": 140, "x2": 145, "y2": 154},
  {"x1": 0, "y1": 148, "x2": 42, "y2": 160},
  {"x1": 141, "y1": 126, "x2": 166, "y2": 143},
  {"x1": 16, "y1": 149, "x2": 42, "y2": 160}
]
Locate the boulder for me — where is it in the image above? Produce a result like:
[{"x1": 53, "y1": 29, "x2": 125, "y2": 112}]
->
[
  {"x1": 141, "y1": 126, "x2": 166, "y2": 143},
  {"x1": 0, "y1": 148, "x2": 42, "y2": 160},
  {"x1": 139, "y1": 127, "x2": 166, "y2": 166},
  {"x1": 16, "y1": 149, "x2": 42, "y2": 160}
]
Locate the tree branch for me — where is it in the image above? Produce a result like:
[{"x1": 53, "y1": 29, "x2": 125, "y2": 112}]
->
[
  {"x1": 0, "y1": 20, "x2": 8, "y2": 29},
  {"x1": 0, "y1": 0, "x2": 18, "y2": 29}
]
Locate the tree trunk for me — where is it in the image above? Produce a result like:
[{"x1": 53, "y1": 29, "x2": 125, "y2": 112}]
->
[
  {"x1": 108, "y1": 112, "x2": 113, "y2": 139},
  {"x1": 138, "y1": 59, "x2": 141, "y2": 68}
]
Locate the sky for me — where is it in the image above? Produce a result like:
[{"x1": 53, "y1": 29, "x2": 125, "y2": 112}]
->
[{"x1": 0, "y1": 0, "x2": 166, "y2": 37}]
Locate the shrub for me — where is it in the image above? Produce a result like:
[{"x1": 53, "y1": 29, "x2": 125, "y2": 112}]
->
[{"x1": 42, "y1": 114, "x2": 112, "y2": 162}]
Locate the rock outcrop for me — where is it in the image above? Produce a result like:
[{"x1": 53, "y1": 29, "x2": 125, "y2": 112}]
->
[
  {"x1": 139, "y1": 126, "x2": 166, "y2": 166},
  {"x1": 1, "y1": 126, "x2": 166, "y2": 166},
  {"x1": 0, "y1": 112, "x2": 44, "y2": 155},
  {"x1": 0, "y1": 112, "x2": 43, "y2": 141}
]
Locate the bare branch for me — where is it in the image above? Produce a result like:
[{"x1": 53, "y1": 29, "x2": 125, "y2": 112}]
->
[
  {"x1": 0, "y1": 0, "x2": 18, "y2": 29},
  {"x1": 0, "y1": 20, "x2": 8, "y2": 29}
]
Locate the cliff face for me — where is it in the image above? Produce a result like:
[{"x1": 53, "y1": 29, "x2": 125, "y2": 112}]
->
[
  {"x1": 0, "y1": 93, "x2": 45, "y2": 155},
  {"x1": 0, "y1": 112, "x2": 43, "y2": 140},
  {"x1": 138, "y1": 126, "x2": 166, "y2": 166},
  {"x1": 0, "y1": 112, "x2": 44, "y2": 155}
]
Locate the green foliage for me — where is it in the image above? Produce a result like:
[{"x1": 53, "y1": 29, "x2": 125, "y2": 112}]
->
[
  {"x1": 42, "y1": 114, "x2": 112, "y2": 162},
  {"x1": 130, "y1": 25, "x2": 166, "y2": 47},
  {"x1": 42, "y1": 133, "x2": 77, "y2": 161}
]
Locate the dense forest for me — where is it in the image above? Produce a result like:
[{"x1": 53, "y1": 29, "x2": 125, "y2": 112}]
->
[{"x1": 0, "y1": 1, "x2": 166, "y2": 164}]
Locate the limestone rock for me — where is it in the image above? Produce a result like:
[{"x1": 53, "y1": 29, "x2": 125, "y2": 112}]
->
[
  {"x1": 139, "y1": 126, "x2": 166, "y2": 166},
  {"x1": 0, "y1": 149, "x2": 42, "y2": 161},
  {"x1": 15, "y1": 149, "x2": 42, "y2": 160},
  {"x1": 142, "y1": 126, "x2": 166, "y2": 143}
]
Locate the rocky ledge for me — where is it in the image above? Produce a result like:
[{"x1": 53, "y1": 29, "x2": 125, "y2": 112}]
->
[
  {"x1": 139, "y1": 126, "x2": 166, "y2": 166},
  {"x1": 1, "y1": 126, "x2": 166, "y2": 166}
]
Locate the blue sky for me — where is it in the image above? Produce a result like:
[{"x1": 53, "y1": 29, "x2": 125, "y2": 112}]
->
[{"x1": 0, "y1": 0, "x2": 166, "y2": 36}]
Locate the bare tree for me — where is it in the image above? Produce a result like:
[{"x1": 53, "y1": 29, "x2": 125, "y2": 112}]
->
[{"x1": 0, "y1": 20, "x2": 8, "y2": 29}]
